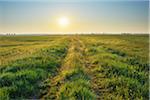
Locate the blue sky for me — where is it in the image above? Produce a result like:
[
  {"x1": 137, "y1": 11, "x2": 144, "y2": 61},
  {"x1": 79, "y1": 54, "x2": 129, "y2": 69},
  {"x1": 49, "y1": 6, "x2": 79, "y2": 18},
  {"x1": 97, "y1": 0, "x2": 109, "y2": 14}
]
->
[{"x1": 0, "y1": 0, "x2": 149, "y2": 33}]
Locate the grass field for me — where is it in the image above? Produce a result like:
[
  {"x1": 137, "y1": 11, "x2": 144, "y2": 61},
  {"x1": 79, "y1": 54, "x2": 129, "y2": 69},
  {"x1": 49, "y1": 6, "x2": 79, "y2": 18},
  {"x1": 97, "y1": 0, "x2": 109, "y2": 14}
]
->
[{"x1": 0, "y1": 34, "x2": 149, "y2": 100}]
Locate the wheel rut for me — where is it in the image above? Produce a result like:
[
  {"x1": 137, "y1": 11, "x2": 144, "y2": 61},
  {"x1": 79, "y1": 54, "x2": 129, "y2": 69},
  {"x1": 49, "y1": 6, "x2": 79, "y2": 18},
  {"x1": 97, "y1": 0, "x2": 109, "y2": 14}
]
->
[{"x1": 41, "y1": 36, "x2": 95, "y2": 99}]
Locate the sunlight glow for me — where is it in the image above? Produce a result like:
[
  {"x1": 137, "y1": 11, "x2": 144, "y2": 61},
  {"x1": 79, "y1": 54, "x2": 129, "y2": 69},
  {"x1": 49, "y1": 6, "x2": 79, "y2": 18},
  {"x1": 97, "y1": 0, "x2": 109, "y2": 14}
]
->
[{"x1": 58, "y1": 17, "x2": 70, "y2": 27}]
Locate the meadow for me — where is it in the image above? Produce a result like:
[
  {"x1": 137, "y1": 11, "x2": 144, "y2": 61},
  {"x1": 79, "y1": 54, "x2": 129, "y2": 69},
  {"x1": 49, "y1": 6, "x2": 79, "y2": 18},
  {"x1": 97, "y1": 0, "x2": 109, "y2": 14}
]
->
[{"x1": 0, "y1": 34, "x2": 149, "y2": 100}]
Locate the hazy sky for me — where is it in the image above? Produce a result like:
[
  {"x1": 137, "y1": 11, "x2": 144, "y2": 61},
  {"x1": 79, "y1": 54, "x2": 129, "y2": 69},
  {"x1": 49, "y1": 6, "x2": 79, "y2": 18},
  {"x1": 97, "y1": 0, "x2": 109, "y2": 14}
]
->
[{"x1": 0, "y1": 0, "x2": 149, "y2": 33}]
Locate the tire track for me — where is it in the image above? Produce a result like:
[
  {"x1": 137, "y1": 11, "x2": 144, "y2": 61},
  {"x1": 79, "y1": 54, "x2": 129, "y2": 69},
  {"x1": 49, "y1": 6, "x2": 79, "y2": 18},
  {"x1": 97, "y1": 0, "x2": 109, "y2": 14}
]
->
[
  {"x1": 83, "y1": 38, "x2": 110, "y2": 99},
  {"x1": 41, "y1": 36, "x2": 96, "y2": 99}
]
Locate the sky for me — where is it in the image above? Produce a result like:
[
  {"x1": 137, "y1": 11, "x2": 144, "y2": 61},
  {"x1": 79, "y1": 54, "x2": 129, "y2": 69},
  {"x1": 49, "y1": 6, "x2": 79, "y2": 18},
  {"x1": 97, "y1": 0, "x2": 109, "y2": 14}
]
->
[{"x1": 0, "y1": 0, "x2": 149, "y2": 34}]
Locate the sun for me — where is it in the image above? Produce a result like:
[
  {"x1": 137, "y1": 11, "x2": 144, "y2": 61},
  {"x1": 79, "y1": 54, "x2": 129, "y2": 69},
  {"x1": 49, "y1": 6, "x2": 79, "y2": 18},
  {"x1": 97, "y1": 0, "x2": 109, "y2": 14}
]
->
[{"x1": 58, "y1": 17, "x2": 70, "y2": 27}]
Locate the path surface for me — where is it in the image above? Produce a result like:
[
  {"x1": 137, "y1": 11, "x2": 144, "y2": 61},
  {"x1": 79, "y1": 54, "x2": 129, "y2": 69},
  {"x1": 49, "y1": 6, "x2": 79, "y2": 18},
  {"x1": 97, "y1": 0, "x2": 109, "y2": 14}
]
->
[
  {"x1": 42, "y1": 36, "x2": 90, "y2": 99},
  {"x1": 83, "y1": 38, "x2": 110, "y2": 99},
  {"x1": 41, "y1": 36, "x2": 108, "y2": 99}
]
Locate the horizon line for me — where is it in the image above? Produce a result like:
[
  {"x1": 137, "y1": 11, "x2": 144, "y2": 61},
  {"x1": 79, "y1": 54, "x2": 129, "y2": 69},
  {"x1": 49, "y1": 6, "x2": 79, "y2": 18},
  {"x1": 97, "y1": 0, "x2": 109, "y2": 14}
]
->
[{"x1": 0, "y1": 32, "x2": 149, "y2": 35}]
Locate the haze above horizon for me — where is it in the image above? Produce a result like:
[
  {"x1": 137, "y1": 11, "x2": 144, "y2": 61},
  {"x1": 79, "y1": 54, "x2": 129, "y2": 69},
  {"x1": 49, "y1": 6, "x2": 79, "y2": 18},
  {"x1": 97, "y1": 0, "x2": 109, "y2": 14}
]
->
[{"x1": 0, "y1": 0, "x2": 149, "y2": 34}]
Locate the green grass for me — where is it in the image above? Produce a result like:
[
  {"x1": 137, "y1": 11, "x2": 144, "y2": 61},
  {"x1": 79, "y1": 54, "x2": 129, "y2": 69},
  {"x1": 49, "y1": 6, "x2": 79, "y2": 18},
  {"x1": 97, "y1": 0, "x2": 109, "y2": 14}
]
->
[
  {"x1": 0, "y1": 34, "x2": 149, "y2": 99},
  {"x1": 80, "y1": 34, "x2": 149, "y2": 99},
  {"x1": 0, "y1": 35, "x2": 69, "y2": 99},
  {"x1": 43, "y1": 37, "x2": 96, "y2": 99}
]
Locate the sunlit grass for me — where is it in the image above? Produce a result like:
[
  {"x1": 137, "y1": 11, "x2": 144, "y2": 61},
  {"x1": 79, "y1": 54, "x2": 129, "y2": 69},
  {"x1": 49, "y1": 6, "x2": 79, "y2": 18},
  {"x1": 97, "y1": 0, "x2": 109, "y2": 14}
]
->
[{"x1": 0, "y1": 34, "x2": 149, "y2": 99}]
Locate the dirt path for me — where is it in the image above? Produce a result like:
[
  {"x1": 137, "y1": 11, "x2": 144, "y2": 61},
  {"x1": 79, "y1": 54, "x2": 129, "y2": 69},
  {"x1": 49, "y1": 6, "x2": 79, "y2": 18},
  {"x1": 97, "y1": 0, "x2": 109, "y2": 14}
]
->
[
  {"x1": 85, "y1": 61, "x2": 109, "y2": 99},
  {"x1": 40, "y1": 38, "x2": 72, "y2": 99},
  {"x1": 41, "y1": 36, "x2": 111, "y2": 99},
  {"x1": 41, "y1": 36, "x2": 96, "y2": 99},
  {"x1": 83, "y1": 38, "x2": 110, "y2": 99}
]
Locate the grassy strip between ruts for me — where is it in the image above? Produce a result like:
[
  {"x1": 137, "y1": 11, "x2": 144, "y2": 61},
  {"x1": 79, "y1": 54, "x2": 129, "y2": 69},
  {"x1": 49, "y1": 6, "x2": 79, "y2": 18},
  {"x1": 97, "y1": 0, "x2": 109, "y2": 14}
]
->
[{"x1": 43, "y1": 36, "x2": 96, "y2": 100}]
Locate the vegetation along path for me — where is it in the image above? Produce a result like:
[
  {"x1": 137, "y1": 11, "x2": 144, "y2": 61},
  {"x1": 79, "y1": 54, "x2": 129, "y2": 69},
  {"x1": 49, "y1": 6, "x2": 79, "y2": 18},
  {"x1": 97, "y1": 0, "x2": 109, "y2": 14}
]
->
[
  {"x1": 42, "y1": 36, "x2": 96, "y2": 99},
  {"x1": 1, "y1": 35, "x2": 148, "y2": 99}
]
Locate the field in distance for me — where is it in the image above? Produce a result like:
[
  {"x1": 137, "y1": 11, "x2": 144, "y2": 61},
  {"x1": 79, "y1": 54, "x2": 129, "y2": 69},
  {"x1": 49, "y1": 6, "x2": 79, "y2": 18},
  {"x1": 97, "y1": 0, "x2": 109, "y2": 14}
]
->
[{"x1": 0, "y1": 34, "x2": 149, "y2": 99}]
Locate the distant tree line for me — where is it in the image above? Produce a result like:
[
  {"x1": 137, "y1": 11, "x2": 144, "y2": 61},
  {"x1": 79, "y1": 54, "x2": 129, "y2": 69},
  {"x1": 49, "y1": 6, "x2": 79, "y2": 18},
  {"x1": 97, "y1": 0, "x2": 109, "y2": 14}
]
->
[{"x1": 6, "y1": 33, "x2": 16, "y2": 35}]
